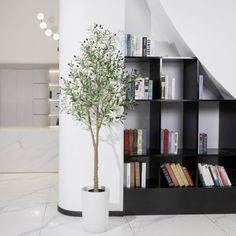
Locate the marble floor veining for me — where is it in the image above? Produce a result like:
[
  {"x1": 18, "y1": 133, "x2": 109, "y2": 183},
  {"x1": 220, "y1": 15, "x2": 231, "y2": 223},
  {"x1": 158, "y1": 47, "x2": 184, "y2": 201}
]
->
[{"x1": 0, "y1": 173, "x2": 235, "y2": 236}]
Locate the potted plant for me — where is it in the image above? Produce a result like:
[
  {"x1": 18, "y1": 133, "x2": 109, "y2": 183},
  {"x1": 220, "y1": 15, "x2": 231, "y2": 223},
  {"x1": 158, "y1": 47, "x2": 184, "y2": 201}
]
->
[{"x1": 61, "y1": 24, "x2": 138, "y2": 233}]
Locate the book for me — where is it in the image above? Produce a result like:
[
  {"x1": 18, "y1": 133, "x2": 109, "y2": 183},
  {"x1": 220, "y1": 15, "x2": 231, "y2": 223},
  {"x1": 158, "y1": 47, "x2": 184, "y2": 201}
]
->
[
  {"x1": 144, "y1": 77, "x2": 149, "y2": 99},
  {"x1": 161, "y1": 164, "x2": 174, "y2": 187},
  {"x1": 141, "y1": 162, "x2": 146, "y2": 188},
  {"x1": 170, "y1": 163, "x2": 184, "y2": 187},
  {"x1": 142, "y1": 129, "x2": 147, "y2": 155},
  {"x1": 133, "y1": 129, "x2": 138, "y2": 155},
  {"x1": 137, "y1": 129, "x2": 142, "y2": 155},
  {"x1": 135, "y1": 162, "x2": 141, "y2": 188},
  {"x1": 130, "y1": 162, "x2": 135, "y2": 188},
  {"x1": 209, "y1": 165, "x2": 220, "y2": 187},
  {"x1": 168, "y1": 131, "x2": 172, "y2": 154},
  {"x1": 164, "y1": 129, "x2": 169, "y2": 154},
  {"x1": 173, "y1": 132, "x2": 178, "y2": 154},
  {"x1": 182, "y1": 167, "x2": 194, "y2": 187},
  {"x1": 129, "y1": 129, "x2": 134, "y2": 155},
  {"x1": 165, "y1": 163, "x2": 179, "y2": 187},
  {"x1": 176, "y1": 163, "x2": 189, "y2": 187},
  {"x1": 142, "y1": 37, "x2": 147, "y2": 56},
  {"x1": 124, "y1": 129, "x2": 129, "y2": 156},
  {"x1": 124, "y1": 163, "x2": 131, "y2": 188},
  {"x1": 160, "y1": 129, "x2": 164, "y2": 154},
  {"x1": 198, "y1": 163, "x2": 206, "y2": 187},
  {"x1": 161, "y1": 76, "x2": 165, "y2": 99},
  {"x1": 171, "y1": 77, "x2": 175, "y2": 99},
  {"x1": 199, "y1": 75, "x2": 204, "y2": 99},
  {"x1": 220, "y1": 166, "x2": 232, "y2": 187},
  {"x1": 148, "y1": 80, "x2": 153, "y2": 99}
]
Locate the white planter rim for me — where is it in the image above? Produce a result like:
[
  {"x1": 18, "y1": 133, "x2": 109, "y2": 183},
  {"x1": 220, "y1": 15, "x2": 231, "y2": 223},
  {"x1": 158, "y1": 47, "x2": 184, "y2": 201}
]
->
[{"x1": 82, "y1": 186, "x2": 109, "y2": 193}]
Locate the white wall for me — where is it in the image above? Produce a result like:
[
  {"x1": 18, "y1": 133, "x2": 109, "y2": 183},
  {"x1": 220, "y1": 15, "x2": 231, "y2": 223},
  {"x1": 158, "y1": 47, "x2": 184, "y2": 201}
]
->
[
  {"x1": 0, "y1": 0, "x2": 58, "y2": 64},
  {"x1": 160, "y1": 0, "x2": 236, "y2": 98},
  {"x1": 59, "y1": 0, "x2": 125, "y2": 212},
  {"x1": 125, "y1": 0, "x2": 193, "y2": 57}
]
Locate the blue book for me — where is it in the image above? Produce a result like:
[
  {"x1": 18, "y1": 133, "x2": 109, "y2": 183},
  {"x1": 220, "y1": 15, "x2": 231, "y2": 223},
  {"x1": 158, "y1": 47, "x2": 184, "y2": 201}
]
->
[
  {"x1": 127, "y1": 34, "x2": 131, "y2": 56},
  {"x1": 160, "y1": 129, "x2": 164, "y2": 154},
  {"x1": 148, "y1": 80, "x2": 153, "y2": 100},
  {"x1": 168, "y1": 131, "x2": 171, "y2": 154},
  {"x1": 142, "y1": 129, "x2": 147, "y2": 155}
]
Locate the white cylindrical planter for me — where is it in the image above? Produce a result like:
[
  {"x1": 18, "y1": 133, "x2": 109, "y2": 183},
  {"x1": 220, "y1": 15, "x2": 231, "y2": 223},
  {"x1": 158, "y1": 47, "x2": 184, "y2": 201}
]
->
[{"x1": 82, "y1": 186, "x2": 109, "y2": 233}]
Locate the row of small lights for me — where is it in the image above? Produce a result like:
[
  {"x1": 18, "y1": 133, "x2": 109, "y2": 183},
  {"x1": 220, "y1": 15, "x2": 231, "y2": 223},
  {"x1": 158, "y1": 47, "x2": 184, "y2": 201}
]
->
[{"x1": 37, "y1": 13, "x2": 59, "y2": 41}]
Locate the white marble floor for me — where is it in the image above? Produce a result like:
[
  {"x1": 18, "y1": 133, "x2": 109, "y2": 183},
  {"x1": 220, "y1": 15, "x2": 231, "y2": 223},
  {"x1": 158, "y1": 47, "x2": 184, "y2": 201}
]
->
[{"x1": 0, "y1": 173, "x2": 235, "y2": 236}]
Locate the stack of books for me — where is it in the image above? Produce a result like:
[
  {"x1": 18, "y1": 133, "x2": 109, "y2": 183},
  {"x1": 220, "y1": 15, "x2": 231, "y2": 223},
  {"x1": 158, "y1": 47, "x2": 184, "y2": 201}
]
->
[
  {"x1": 198, "y1": 163, "x2": 232, "y2": 187},
  {"x1": 126, "y1": 77, "x2": 153, "y2": 100},
  {"x1": 160, "y1": 129, "x2": 178, "y2": 154},
  {"x1": 198, "y1": 133, "x2": 207, "y2": 154},
  {"x1": 124, "y1": 162, "x2": 146, "y2": 188},
  {"x1": 125, "y1": 34, "x2": 151, "y2": 57},
  {"x1": 160, "y1": 75, "x2": 176, "y2": 99},
  {"x1": 161, "y1": 163, "x2": 194, "y2": 187},
  {"x1": 124, "y1": 129, "x2": 147, "y2": 156}
]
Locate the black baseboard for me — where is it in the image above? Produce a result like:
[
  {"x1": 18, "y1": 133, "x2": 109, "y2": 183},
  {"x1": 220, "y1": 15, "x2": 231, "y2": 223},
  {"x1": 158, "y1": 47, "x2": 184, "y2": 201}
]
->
[{"x1": 57, "y1": 205, "x2": 123, "y2": 217}]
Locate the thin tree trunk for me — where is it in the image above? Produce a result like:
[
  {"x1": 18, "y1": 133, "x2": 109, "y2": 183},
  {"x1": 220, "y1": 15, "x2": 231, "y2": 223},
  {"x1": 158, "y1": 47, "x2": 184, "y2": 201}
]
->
[{"x1": 93, "y1": 124, "x2": 100, "y2": 192}]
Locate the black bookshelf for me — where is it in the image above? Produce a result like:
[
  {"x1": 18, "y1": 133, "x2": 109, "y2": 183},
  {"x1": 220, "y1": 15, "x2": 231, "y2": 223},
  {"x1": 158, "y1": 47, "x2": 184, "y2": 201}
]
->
[{"x1": 123, "y1": 56, "x2": 236, "y2": 214}]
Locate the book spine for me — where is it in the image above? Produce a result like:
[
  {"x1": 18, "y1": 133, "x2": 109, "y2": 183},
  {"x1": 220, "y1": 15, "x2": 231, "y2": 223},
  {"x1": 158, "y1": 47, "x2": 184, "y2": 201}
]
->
[
  {"x1": 160, "y1": 129, "x2": 164, "y2": 154},
  {"x1": 165, "y1": 163, "x2": 179, "y2": 187},
  {"x1": 164, "y1": 129, "x2": 169, "y2": 155},
  {"x1": 127, "y1": 34, "x2": 131, "y2": 56},
  {"x1": 161, "y1": 164, "x2": 174, "y2": 187},
  {"x1": 141, "y1": 162, "x2": 146, "y2": 188},
  {"x1": 129, "y1": 129, "x2": 134, "y2": 155},
  {"x1": 125, "y1": 163, "x2": 131, "y2": 188},
  {"x1": 139, "y1": 36, "x2": 143, "y2": 56},
  {"x1": 182, "y1": 167, "x2": 194, "y2": 187},
  {"x1": 209, "y1": 165, "x2": 219, "y2": 187},
  {"x1": 124, "y1": 129, "x2": 129, "y2": 156},
  {"x1": 171, "y1": 163, "x2": 184, "y2": 187},
  {"x1": 142, "y1": 129, "x2": 147, "y2": 155},
  {"x1": 168, "y1": 131, "x2": 171, "y2": 154},
  {"x1": 147, "y1": 38, "x2": 151, "y2": 56},
  {"x1": 199, "y1": 75, "x2": 204, "y2": 99},
  {"x1": 137, "y1": 129, "x2": 142, "y2": 155},
  {"x1": 217, "y1": 165, "x2": 227, "y2": 186},
  {"x1": 130, "y1": 162, "x2": 135, "y2": 188},
  {"x1": 142, "y1": 37, "x2": 147, "y2": 57},
  {"x1": 124, "y1": 34, "x2": 128, "y2": 57},
  {"x1": 203, "y1": 133, "x2": 207, "y2": 154},
  {"x1": 215, "y1": 165, "x2": 224, "y2": 187},
  {"x1": 165, "y1": 75, "x2": 169, "y2": 99},
  {"x1": 171, "y1": 131, "x2": 175, "y2": 154},
  {"x1": 148, "y1": 80, "x2": 153, "y2": 100},
  {"x1": 144, "y1": 77, "x2": 149, "y2": 100},
  {"x1": 207, "y1": 165, "x2": 216, "y2": 186},
  {"x1": 135, "y1": 162, "x2": 140, "y2": 188},
  {"x1": 161, "y1": 75, "x2": 165, "y2": 99},
  {"x1": 198, "y1": 163, "x2": 206, "y2": 187},
  {"x1": 133, "y1": 129, "x2": 138, "y2": 155},
  {"x1": 174, "y1": 132, "x2": 178, "y2": 154},
  {"x1": 131, "y1": 35, "x2": 135, "y2": 56},
  {"x1": 176, "y1": 163, "x2": 189, "y2": 187},
  {"x1": 168, "y1": 76, "x2": 172, "y2": 100},
  {"x1": 220, "y1": 166, "x2": 232, "y2": 187},
  {"x1": 135, "y1": 78, "x2": 141, "y2": 100}
]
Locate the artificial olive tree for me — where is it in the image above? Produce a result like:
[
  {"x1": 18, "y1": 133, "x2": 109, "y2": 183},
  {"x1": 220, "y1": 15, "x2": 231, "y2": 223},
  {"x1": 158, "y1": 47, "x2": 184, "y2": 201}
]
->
[{"x1": 61, "y1": 24, "x2": 138, "y2": 192}]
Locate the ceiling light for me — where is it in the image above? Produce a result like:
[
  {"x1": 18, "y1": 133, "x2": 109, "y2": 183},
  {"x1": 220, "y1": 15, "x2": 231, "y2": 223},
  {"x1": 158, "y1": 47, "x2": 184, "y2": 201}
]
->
[
  {"x1": 53, "y1": 33, "x2": 60, "y2": 41},
  {"x1": 45, "y1": 29, "x2": 52, "y2": 37},
  {"x1": 37, "y1": 13, "x2": 44, "y2": 21},
  {"x1": 40, "y1": 22, "x2": 47, "y2": 29}
]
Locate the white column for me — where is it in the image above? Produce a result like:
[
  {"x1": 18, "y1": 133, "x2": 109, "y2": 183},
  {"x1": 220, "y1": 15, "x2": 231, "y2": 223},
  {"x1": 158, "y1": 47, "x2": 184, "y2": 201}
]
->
[{"x1": 59, "y1": 0, "x2": 125, "y2": 212}]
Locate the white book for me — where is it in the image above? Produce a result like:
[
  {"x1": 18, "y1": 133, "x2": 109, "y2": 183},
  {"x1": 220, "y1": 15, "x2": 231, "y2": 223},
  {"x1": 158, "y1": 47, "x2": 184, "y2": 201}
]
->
[
  {"x1": 204, "y1": 164, "x2": 214, "y2": 186},
  {"x1": 173, "y1": 132, "x2": 178, "y2": 154},
  {"x1": 201, "y1": 164, "x2": 210, "y2": 186},
  {"x1": 125, "y1": 163, "x2": 131, "y2": 188},
  {"x1": 209, "y1": 165, "x2": 218, "y2": 186},
  {"x1": 139, "y1": 35, "x2": 143, "y2": 56},
  {"x1": 171, "y1": 131, "x2": 175, "y2": 154},
  {"x1": 165, "y1": 75, "x2": 169, "y2": 99},
  {"x1": 198, "y1": 163, "x2": 206, "y2": 186},
  {"x1": 168, "y1": 76, "x2": 172, "y2": 99},
  {"x1": 171, "y1": 77, "x2": 175, "y2": 99},
  {"x1": 199, "y1": 75, "x2": 204, "y2": 99},
  {"x1": 141, "y1": 162, "x2": 146, "y2": 188},
  {"x1": 144, "y1": 77, "x2": 149, "y2": 100},
  {"x1": 135, "y1": 78, "x2": 142, "y2": 100}
]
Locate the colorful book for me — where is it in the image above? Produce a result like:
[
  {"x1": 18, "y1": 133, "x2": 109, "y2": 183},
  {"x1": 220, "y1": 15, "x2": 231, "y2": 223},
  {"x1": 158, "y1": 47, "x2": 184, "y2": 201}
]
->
[
  {"x1": 164, "y1": 129, "x2": 169, "y2": 154},
  {"x1": 142, "y1": 129, "x2": 147, "y2": 155},
  {"x1": 137, "y1": 129, "x2": 142, "y2": 155},
  {"x1": 165, "y1": 163, "x2": 179, "y2": 187},
  {"x1": 130, "y1": 162, "x2": 135, "y2": 188},
  {"x1": 124, "y1": 129, "x2": 129, "y2": 156},
  {"x1": 182, "y1": 167, "x2": 194, "y2": 187},
  {"x1": 129, "y1": 129, "x2": 134, "y2": 155},
  {"x1": 135, "y1": 162, "x2": 141, "y2": 188},
  {"x1": 161, "y1": 164, "x2": 174, "y2": 187},
  {"x1": 176, "y1": 163, "x2": 189, "y2": 187},
  {"x1": 170, "y1": 163, "x2": 184, "y2": 187}
]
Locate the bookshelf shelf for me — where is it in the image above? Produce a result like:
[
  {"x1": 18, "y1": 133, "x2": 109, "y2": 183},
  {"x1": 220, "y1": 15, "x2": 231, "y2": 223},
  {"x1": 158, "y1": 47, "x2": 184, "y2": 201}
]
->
[{"x1": 124, "y1": 55, "x2": 236, "y2": 214}]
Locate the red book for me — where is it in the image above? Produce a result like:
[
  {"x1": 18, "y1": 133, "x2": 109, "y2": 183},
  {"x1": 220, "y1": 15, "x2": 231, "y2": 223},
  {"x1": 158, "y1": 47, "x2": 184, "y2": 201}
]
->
[
  {"x1": 165, "y1": 163, "x2": 179, "y2": 187},
  {"x1": 164, "y1": 129, "x2": 169, "y2": 154},
  {"x1": 129, "y1": 129, "x2": 134, "y2": 155},
  {"x1": 216, "y1": 165, "x2": 227, "y2": 186},
  {"x1": 124, "y1": 129, "x2": 129, "y2": 156},
  {"x1": 182, "y1": 167, "x2": 194, "y2": 187}
]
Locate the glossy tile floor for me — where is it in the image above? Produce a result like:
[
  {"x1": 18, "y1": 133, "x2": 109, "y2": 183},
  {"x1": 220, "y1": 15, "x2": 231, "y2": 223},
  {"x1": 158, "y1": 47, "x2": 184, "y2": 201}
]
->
[{"x1": 0, "y1": 173, "x2": 235, "y2": 236}]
